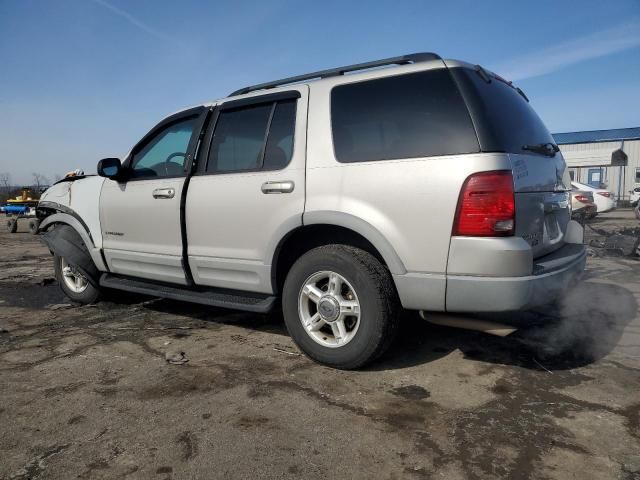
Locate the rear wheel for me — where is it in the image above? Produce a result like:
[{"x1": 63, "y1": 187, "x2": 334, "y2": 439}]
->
[
  {"x1": 282, "y1": 245, "x2": 399, "y2": 369},
  {"x1": 54, "y1": 254, "x2": 100, "y2": 304},
  {"x1": 6, "y1": 218, "x2": 17, "y2": 233},
  {"x1": 28, "y1": 219, "x2": 40, "y2": 235}
]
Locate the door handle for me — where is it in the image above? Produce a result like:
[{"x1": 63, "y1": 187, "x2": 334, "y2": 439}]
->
[
  {"x1": 261, "y1": 181, "x2": 295, "y2": 194},
  {"x1": 152, "y1": 188, "x2": 175, "y2": 199}
]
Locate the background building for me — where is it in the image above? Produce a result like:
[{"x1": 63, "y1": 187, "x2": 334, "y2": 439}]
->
[{"x1": 554, "y1": 127, "x2": 640, "y2": 203}]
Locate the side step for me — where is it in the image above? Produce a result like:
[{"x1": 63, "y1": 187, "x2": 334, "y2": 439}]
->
[{"x1": 99, "y1": 273, "x2": 276, "y2": 314}]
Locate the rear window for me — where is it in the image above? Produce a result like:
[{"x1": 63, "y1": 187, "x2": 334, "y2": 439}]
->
[
  {"x1": 331, "y1": 69, "x2": 479, "y2": 163},
  {"x1": 450, "y1": 67, "x2": 555, "y2": 154}
]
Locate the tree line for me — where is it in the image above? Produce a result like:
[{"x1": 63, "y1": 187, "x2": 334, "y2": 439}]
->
[{"x1": 0, "y1": 172, "x2": 63, "y2": 202}]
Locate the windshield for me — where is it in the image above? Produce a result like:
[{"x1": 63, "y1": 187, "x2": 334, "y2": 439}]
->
[{"x1": 451, "y1": 67, "x2": 556, "y2": 155}]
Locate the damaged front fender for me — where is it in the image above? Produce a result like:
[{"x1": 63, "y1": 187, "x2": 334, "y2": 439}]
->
[
  {"x1": 41, "y1": 224, "x2": 100, "y2": 286},
  {"x1": 38, "y1": 213, "x2": 108, "y2": 272}
]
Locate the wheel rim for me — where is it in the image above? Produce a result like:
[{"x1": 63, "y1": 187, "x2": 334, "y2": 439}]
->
[
  {"x1": 60, "y1": 257, "x2": 89, "y2": 294},
  {"x1": 298, "y1": 270, "x2": 361, "y2": 348}
]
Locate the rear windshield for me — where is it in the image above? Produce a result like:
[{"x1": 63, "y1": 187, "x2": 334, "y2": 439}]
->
[
  {"x1": 331, "y1": 69, "x2": 480, "y2": 163},
  {"x1": 450, "y1": 67, "x2": 556, "y2": 154}
]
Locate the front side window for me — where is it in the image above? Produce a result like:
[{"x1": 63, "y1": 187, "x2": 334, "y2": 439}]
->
[
  {"x1": 206, "y1": 99, "x2": 297, "y2": 173},
  {"x1": 130, "y1": 117, "x2": 197, "y2": 178},
  {"x1": 331, "y1": 69, "x2": 479, "y2": 163}
]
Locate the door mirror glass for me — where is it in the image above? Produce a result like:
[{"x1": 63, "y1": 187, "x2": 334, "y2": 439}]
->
[{"x1": 97, "y1": 158, "x2": 123, "y2": 179}]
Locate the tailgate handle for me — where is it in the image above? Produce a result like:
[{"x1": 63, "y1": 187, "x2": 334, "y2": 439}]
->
[
  {"x1": 261, "y1": 181, "x2": 295, "y2": 194},
  {"x1": 544, "y1": 200, "x2": 568, "y2": 213}
]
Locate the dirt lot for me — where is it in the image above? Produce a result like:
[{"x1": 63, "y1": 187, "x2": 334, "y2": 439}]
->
[{"x1": 1, "y1": 212, "x2": 639, "y2": 480}]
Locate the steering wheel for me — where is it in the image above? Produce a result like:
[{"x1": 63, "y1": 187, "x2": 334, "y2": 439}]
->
[
  {"x1": 166, "y1": 152, "x2": 186, "y2": 164},
  {"x1": 164, "y1": 152, "x2": 186, "y2": 176}
]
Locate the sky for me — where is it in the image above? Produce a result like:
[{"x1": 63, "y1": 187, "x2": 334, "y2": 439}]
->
[{"x1": 0, "y1": 0, "x2": 639, "y2": 185}]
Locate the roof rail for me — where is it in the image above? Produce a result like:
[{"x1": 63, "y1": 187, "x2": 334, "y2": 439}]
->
[{"x1": 229, "y1": 52, "x2": 442, "y2": 96}]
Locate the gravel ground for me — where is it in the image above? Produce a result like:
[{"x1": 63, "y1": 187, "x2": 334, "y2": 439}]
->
[{"x1": 0, "y1": 211, "x2": 639, "y2": 480}]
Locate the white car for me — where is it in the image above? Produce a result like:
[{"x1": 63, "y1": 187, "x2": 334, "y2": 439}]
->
[
  {"x1": 630, "y1": 186, "x2": 640, "y2": 207},
  {"x1": 571, "y1": 181, "x2": 616, "y2": 213},
  {"x1": 36, "y1": 53, "x2": 586, "y2": 369}
]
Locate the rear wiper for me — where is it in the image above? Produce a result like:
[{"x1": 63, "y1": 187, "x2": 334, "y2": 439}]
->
[{"x1": 522, "y1": 143, "x2": 559, "y2": 157}]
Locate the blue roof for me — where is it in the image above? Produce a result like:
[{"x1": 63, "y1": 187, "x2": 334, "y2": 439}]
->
[{"x1": 553, "y1": 127, "x2": 640, "y2": 145}]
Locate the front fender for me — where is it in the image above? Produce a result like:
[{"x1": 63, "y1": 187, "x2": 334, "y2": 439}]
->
[
  {"x1": 39, "y1": 213, "x2": 107, "y2": 272},
  {"x1": 40, "y1": 223, "x2": 101, "y2": 286}
]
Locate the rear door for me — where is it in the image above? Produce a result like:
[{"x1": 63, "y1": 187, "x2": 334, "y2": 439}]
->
[
  {"x1": 185, "y1": 87, "x2": 308, "y2": 293},
  {"x1": 451, "y1": 66, "x2": 571, "y2": 258}
]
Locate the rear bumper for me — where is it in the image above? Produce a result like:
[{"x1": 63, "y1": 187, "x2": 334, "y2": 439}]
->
[
  {"x1": 445, "y1": 243, "x2": 586, "y2": 312},
  {"x1": 597, "y1": 199, "x2": 616, "y2": 213}
]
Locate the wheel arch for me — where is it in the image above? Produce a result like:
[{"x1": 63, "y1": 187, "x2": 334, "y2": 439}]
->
[
  {"x1": 271, "y1": 212, "x2": 406, "y2": 294},
  {"x1": 39, "y1": 213, "x2": 107, "y2": 272}
]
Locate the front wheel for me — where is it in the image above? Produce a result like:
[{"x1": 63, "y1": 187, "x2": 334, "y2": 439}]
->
[
  {"x1": 54, "y1": 254, "x2": 100, "y2": 304},
  {"x1": 282, "y1": 245, "x2": 400, "y2": 369}
]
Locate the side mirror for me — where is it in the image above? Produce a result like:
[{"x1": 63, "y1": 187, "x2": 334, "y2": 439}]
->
[{"x1": 97, "y1": 158, "x2": 123, "y2": 180}]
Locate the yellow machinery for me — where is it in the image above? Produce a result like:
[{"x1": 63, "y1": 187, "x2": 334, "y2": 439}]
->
[{"x1": 3, "y1": 187, "x2": 41, "y2": 234}]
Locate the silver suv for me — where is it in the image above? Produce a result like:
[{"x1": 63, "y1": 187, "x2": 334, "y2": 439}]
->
[{"x1": 37, "y1": 53, "x2": 586, "y2": 368}]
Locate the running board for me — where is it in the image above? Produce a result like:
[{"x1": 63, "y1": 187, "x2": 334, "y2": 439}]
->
[{"x1": 99, "y1": 274, "x2": 276, "y2": 313}]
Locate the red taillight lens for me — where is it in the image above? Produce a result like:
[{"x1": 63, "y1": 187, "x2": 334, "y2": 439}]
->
[
  {"x1": 597, "y1": 192, "x2": 611, "y2": 198},
  {"x1": 574, "y1": 195, "x2": 590, "y2": 203},
  {"x1": 453, "y1": 171, "x2": 515, "y2": 237}
]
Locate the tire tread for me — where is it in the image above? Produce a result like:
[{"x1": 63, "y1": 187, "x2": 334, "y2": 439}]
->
[{"x1": 283, "y1": 244, "x2": 400, "y2": 369}]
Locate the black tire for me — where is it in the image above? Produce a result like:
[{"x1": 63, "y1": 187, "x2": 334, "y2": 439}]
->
[
  {"x1": 7, "y1": 218, "x2": 17, "y2": 233},
  {"x1": 28, "y1": 219, "x2": 40, "y2": 235},
  {"x1": 282, "y1": 245, "x2": 400, "y2": 369},
  {"x1": 54, "y1": 254, "x2": 101, "y2": 304}
]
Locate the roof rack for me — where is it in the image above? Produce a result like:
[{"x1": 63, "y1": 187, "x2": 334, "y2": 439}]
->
[{"x1": 229, "y1": 52, "x2": 442, "y2": 96}]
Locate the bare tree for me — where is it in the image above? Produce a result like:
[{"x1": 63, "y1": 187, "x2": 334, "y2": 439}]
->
[
  {"x1": 32, "y1": 172, "x2": 49, "y2": 191},
  {"x1": 0, "y1": 172, "x2": 10, "y2": 193},
  {"x1": 54, "y1": 174, "x2": 63, "y2": 183}
]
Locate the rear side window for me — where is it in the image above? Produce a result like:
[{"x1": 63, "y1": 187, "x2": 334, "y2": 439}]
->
[
  {"x1": 331, "y1": 69, "x2": 479, "y2": 163},
  {"x1": 264, "y1": 100, "x2": 296, "y2": 170},
  {"x1": 206, "y1": 99, "x2": 296, "y2": 173},
  {"x1": 450, "y1": 67, "x2": 555, "y2": 154},
  {"x1": 208, "y1": 104, "x2": 272, "y2": 173}
]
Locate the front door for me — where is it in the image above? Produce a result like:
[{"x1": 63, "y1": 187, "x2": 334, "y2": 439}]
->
[{"x1": 100, "y1": 108, "x2": 206, "y2": 284}]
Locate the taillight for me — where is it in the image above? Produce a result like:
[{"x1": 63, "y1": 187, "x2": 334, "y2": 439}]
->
[
  {"x1": 453, "y1": 171, "x2": 515, "y2": 237},
  {"x1": 597, "y1": 192, "x2": 611, "y2": 198},
  {"x1": 574, "y1": 195, "x2": 590, "y2": 203}
]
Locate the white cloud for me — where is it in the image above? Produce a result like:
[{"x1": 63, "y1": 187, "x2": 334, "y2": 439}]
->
[
  {"x1": 492, "y1": 19, "x2": 640, "y2": 81},
  {"x1": 89, "y1": 0, "x2": 177, "y2": 43}
]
